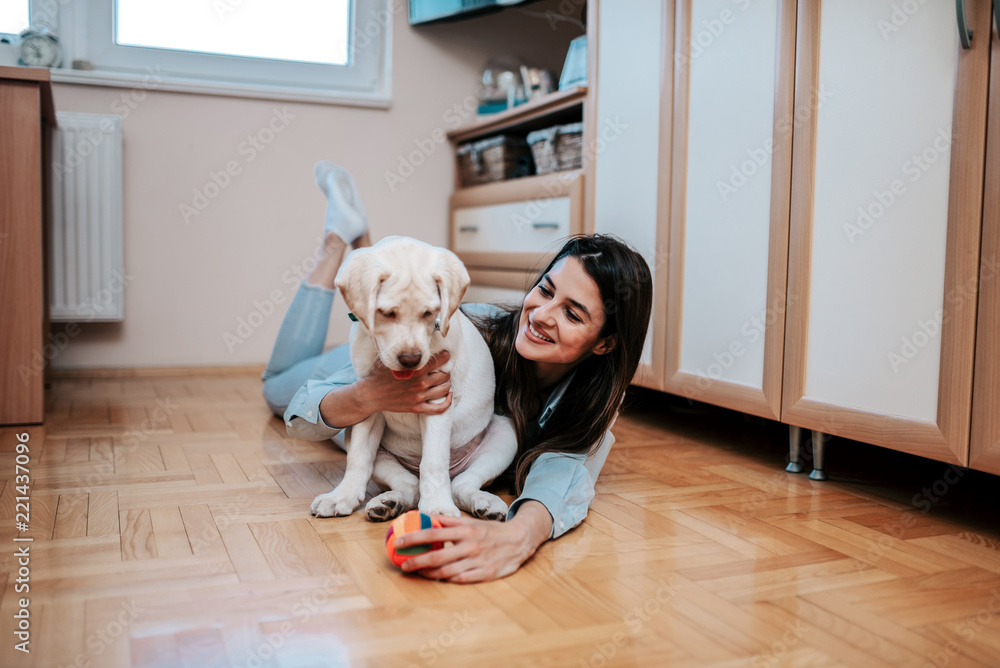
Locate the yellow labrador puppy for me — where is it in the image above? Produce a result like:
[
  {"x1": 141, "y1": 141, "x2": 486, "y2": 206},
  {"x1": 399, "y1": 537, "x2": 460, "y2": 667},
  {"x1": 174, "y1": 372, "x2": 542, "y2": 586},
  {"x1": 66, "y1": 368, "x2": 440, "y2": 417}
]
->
[{"x1": 310, "y1": 236, "x2": 517, "y2": 521}]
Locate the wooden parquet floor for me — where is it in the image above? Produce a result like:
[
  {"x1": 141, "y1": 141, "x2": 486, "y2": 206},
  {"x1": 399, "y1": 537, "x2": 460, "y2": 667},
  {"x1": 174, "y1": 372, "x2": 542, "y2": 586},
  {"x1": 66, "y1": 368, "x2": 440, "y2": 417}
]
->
[{"x1": 2, "y1": 373, "x2": 1000, "y2": 667}]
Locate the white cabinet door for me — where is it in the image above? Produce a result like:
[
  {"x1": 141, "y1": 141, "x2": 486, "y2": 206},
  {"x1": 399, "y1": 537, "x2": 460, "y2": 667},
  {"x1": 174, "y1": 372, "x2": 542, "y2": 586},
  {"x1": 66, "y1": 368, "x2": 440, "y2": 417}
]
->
[
  {"x1": 662, "y1": 0, "x2": 795, "y2": 420},
  {"x1": 591, "y1": 0, "x2": 672, "y2": 389},
  {"x1": 782, "y1": 0, "x2": 990, "y2": 464}
]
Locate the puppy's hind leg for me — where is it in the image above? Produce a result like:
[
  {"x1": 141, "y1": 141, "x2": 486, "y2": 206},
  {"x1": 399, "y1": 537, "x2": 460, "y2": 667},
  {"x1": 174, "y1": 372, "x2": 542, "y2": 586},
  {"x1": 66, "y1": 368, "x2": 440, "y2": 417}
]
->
[
  {"x1": 365, "y1": 449, "x2": 419, "y2": 522},
  {"x1": 452, "y1": 416, "x2": 518, "y2": 521}
]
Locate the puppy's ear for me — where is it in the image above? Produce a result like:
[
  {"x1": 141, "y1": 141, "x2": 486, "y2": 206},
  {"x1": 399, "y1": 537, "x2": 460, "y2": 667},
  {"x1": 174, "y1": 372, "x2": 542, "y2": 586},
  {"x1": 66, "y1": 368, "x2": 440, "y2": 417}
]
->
[
  {"x1": 430, "y1": 248, "x2": 470, "y2": 337},
  {"x1": 335, "y1": 248, "x2": 390, "y2": 331}
]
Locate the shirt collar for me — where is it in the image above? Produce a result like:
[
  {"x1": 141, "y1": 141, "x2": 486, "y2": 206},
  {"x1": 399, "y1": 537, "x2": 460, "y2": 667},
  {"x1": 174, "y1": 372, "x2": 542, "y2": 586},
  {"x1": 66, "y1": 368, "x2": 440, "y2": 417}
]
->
[{"x1": 537, "y1": 367, "x2": 577, "y2": 429}]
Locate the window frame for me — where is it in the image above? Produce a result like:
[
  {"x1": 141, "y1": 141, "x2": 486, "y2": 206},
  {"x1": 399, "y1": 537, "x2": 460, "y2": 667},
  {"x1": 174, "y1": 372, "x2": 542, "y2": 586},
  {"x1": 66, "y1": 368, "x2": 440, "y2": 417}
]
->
[{"x1": 42, "y1": 0, "x2": 393, "y2": 107}]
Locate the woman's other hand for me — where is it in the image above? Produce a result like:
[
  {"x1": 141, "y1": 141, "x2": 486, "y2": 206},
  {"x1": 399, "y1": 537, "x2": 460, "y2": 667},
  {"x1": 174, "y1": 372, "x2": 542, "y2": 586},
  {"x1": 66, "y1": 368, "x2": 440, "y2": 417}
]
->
[
  {"x1": 392, "y1": 501, "x2": 553, "y2": 583},
  {"x1": 364, "y1": 350, "x2": 453, "y2": 414},
  {"x1": 319, "y1": 350, "x2": 452, "y2": 429}
]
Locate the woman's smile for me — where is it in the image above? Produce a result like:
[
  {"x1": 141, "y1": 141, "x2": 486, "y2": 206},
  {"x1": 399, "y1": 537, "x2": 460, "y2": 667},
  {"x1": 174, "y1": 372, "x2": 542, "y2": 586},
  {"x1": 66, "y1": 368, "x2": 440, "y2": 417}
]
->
[{"x1": 525, "y1": 317, "x2": 555, "y2": 344}]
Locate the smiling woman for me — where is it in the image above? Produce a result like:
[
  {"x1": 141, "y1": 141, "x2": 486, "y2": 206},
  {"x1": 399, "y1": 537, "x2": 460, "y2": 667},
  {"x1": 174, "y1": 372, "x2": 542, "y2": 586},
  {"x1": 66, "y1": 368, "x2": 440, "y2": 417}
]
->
[{"x1": 261, "y1": 162, "x2": 654, "y2": 582}]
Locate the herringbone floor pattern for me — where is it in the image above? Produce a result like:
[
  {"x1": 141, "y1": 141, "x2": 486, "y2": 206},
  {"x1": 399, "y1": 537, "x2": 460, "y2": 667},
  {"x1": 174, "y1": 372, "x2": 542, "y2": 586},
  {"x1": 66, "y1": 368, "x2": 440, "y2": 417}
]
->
[{"x1": 2, "y1": 372, "x2": 1000, "y2": 667}]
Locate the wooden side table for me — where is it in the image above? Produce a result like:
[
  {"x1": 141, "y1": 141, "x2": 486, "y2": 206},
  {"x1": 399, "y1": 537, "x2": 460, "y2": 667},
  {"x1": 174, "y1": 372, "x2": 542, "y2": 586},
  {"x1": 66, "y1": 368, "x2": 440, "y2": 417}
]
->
[{"x1": 0, "y1": 65, "x2": 56, "y2": 425}]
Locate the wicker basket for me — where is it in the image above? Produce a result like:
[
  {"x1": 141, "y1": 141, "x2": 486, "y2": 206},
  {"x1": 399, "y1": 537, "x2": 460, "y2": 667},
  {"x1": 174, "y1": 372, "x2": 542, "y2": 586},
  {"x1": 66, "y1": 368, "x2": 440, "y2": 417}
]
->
[
  {"x1": 456, "y1": 135, "x2": 534, "y2": 187},
  {"x1": 526, "y1": 122, "x2": 584, "y2": 175}
]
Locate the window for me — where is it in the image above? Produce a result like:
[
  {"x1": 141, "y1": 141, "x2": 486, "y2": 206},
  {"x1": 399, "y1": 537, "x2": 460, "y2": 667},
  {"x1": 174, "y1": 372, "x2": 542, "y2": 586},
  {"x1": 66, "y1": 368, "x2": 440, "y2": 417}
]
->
[
  {"x1": 0, "y1": 1, "x2": 29, "y2": 35},
  {"x1": 38, "y1": 0, "x2": 390, "y2": 106}
]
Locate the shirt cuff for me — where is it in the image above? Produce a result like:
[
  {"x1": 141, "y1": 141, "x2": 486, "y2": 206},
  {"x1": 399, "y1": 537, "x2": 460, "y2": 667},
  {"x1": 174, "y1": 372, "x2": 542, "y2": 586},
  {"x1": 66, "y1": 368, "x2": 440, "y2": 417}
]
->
[
  {"x1": 507, "y1": 452, "x2": 594, "y2": 539},
  {"x1": 283, "y1": 379, "x2": 346, "y2": 441}
]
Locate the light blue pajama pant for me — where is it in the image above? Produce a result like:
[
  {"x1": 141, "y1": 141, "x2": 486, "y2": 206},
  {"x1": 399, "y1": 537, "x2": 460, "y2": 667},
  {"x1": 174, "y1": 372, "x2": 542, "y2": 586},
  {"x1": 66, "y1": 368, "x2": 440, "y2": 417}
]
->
[{"x1": 261, "y1": 282, "x2": 352, "y2": 417}]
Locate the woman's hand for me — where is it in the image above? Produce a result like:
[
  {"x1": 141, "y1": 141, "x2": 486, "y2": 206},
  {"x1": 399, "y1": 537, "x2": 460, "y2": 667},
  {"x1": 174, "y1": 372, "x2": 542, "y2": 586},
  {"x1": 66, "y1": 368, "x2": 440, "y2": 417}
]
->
[
  {"x1": 319, "y1": 351, "x2": 452, "y2": 428},
  {"x1": 362, "y1": 350, "x2": 453, "y2": 415},
  {"x1": 393, "y1": 501, "x2": 554, "y2": 583}
]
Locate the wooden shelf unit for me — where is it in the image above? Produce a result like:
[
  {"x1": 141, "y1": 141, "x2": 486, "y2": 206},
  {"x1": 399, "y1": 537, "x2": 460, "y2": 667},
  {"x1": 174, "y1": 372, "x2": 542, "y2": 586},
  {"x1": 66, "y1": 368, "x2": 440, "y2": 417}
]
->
[{"x1": 446, "y1": 86, "x2": 587, "y2": 144}]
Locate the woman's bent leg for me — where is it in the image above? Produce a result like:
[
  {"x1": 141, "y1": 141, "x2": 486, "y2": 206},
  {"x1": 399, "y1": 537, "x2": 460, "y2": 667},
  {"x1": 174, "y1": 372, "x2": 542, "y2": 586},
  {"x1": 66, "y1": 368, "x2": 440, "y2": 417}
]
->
[
  {"x1": 262, "y1": 281, "x2": 336, "y2": 381},
  {"x1": 262, "y1": 230, "x2": 350, "y2": 382}
]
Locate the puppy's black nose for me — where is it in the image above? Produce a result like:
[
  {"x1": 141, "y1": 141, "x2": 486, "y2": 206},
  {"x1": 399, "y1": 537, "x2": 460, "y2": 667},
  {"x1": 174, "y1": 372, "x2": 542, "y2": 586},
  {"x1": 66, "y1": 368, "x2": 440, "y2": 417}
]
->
[{"x1": 397, "y1": 353, "x2": 421, "y2": 368}]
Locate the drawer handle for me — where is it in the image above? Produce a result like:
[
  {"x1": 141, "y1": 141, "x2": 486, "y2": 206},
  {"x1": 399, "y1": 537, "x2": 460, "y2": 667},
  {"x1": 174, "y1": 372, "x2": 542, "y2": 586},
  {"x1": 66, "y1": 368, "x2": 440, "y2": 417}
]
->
[
  {"x1": 532, "y1": 222, "x2": 560, "y2": 230},
  {"x1": 458, "y1": 225, "x2": 479, "y2": 233},
  {"x1": 957, "y1": 0, "x2": 973, "y2": 49}
]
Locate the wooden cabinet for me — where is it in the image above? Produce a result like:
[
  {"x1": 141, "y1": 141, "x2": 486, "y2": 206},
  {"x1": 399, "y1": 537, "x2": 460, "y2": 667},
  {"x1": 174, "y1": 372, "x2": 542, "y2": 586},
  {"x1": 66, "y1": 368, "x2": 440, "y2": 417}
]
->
[
  {"x1": 0, "y1": 66, "x2": 55, "y2": 426},
  {"x1": 590, "y1": 0, "x2": 672, "y2": 390},
  {"x1": 660, "y1": 0, "x2": 796, "y2": 419},
  {"x1": 447, "y1": 88, "x2": 588, "y2": 302},
  {"x1": 970, "y1": 16, "x2": 1000, "y2": 474},
  {"x1": 587, "y1": 0, "x2": 999, "y2": 472},
  {"x1": 781, "y1": 0, "x2": 990, "y2": 466}
]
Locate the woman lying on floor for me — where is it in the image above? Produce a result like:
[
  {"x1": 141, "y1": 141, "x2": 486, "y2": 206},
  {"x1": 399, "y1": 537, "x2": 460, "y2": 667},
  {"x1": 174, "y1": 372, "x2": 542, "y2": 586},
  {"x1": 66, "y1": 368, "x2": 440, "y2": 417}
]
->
[{"x1": 262, "y1": 162, "x2": 653, "y2": 582}]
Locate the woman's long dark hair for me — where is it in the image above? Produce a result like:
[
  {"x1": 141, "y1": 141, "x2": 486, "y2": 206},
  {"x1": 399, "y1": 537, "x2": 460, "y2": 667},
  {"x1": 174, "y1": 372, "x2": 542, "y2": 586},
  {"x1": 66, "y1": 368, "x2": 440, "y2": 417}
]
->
[{"x1": 467, "y1": 234, "x2": 653, "y2": 494}]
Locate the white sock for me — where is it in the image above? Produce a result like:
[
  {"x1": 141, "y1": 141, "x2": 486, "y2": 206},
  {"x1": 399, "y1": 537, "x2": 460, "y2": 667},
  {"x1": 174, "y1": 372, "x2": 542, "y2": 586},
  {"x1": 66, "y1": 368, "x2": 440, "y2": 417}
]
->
[{"x1": 315, "y1": 161, "x2": 369, "y2": 244}]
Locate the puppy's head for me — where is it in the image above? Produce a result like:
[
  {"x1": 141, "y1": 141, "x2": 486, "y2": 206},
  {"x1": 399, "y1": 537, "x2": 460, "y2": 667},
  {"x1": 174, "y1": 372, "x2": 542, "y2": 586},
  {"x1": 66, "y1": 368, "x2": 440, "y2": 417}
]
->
[{"x1": 335, "y1": 236, "x2": 470, "y2": 378}]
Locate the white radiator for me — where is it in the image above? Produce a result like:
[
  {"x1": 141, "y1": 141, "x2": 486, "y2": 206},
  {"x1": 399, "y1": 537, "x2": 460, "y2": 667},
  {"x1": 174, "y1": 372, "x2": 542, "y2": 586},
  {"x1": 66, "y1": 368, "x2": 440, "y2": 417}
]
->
[{"x1": 49, "y1": 111, "x2": 124, "y2": 322}]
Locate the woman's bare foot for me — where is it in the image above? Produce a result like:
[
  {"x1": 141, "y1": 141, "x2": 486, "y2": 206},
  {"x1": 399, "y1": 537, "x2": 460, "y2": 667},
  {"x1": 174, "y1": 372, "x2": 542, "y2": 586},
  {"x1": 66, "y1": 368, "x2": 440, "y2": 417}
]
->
[{"x1": 307, "y1": 232, "x2": 349, "y2": 290}]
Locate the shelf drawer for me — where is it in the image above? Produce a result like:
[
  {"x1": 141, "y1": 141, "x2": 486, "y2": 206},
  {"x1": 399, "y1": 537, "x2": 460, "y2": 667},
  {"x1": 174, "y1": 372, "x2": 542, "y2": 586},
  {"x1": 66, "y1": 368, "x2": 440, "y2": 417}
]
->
[
  {"x1": 453, "y1": 198, "x2": 572, "y2": 254},
  {"x1": 449, "y1": 171, "x2": 584, "y2": 271}
]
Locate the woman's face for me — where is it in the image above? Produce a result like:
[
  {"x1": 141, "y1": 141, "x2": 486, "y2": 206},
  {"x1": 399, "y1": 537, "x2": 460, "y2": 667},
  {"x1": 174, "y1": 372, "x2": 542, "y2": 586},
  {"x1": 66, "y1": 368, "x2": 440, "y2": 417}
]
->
[{"x1": 515, "y1": 256, "x2": 612, "y2": 368}]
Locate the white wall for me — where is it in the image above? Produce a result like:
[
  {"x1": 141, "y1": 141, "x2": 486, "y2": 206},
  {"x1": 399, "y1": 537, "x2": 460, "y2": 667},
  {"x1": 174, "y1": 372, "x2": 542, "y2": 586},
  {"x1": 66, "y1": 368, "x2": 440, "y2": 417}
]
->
[{"x1": 49, "y1": 2, "x2": 578, "y2": 370}]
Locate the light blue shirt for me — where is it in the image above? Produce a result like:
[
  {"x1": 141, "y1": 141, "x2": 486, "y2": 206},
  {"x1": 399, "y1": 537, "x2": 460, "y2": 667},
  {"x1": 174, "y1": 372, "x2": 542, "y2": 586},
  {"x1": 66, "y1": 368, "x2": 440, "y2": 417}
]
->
[{"x1": 283, "y1": 304, "x2": 616, "y2": 539}]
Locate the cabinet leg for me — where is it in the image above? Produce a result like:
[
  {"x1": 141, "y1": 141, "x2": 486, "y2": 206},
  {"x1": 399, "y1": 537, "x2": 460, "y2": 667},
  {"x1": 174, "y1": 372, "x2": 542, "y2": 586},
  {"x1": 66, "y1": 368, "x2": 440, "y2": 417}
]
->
[
  {"x1": 809, "y1": 430, "x2": 829, "y2": 481},
  {"x1": 786, "y1": 425, "x2": 804, "y2": 473}
]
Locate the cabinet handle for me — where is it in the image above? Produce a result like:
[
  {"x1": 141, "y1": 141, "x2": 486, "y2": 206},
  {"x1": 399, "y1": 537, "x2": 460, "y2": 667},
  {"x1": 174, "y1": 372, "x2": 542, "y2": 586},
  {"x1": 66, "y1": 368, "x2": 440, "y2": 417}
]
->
[
  {"x1": 957, "y1": 0, "x2": 973, "y2": 48},
  {"x1": 531, "y1": 222, "x2": 560, "y2": 229},
  {"x1": 458, "y1": 225, "x2": 478, "y2": 233}
]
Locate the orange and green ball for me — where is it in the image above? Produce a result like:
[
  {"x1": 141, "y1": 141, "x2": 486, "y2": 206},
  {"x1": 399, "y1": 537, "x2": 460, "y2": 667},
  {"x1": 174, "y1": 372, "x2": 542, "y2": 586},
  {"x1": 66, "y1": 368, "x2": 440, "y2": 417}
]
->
[{"x1": 385, "y1": 510, "x2": 443, "y2": 568}]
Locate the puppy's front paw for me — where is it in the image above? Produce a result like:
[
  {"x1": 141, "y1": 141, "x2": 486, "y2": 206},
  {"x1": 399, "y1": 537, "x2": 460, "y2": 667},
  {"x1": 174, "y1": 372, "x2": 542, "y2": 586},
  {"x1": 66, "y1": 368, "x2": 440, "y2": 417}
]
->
[
  {"x1": 310, "y1": 489, "x2": 363, "y2": 518},
  {"x1": 365, "y1": 490, "x2": 416, "y2": 522},
  {"x1": 458, "y1": 490, "x2": 508, "y2": 521},
  {"x1": 418, "y1": 497, "x2": 461, "y2": 518}
]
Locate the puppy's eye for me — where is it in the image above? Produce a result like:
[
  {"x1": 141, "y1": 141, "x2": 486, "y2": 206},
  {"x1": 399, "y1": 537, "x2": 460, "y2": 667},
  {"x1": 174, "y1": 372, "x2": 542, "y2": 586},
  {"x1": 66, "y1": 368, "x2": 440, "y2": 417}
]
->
[
  {"x1": 380, "y1": 310, "x2": 397, "y2": 320},
  {"x1": 423, "y1": 311, "x2": 433, "y2": 319}
]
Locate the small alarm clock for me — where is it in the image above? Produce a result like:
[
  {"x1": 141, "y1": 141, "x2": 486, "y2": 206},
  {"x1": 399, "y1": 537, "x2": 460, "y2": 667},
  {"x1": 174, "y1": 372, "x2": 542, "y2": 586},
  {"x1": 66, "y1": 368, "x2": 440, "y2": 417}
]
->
[{"x1": 18, "y1": 24, "x2": 62, "y2": 69}]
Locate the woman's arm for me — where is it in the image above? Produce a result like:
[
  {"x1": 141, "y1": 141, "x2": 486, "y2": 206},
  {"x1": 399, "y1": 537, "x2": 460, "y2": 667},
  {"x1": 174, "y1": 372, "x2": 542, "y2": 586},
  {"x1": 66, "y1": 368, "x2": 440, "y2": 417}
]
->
[
  {"x1": 317, "y1": 351, "x2": 454, "y2": 428},
  {"x1": 393, "y1": 500, "x2": 553, "y2": 583},
  {"x1": 393, "y1": 429, "x2": 617, "y2": 583}
]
